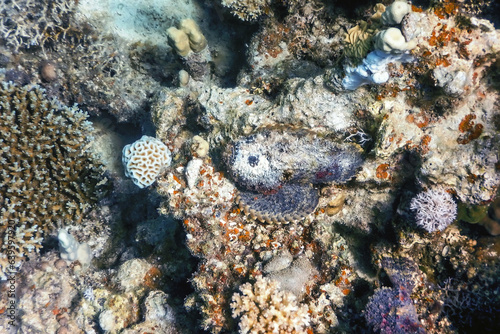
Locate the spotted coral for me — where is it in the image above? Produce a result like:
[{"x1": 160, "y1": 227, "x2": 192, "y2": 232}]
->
[
  {"x1": 231, "y1": 276, "x2": 311, "y2": 334},
  {"x1": 0, "y1": 83, "x2": 104, "y2": 279}
]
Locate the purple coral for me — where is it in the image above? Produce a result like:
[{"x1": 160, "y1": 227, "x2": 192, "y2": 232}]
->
[
  {"x1": 410, "y1": 188, "x2": 457, "y2": 232},
  {"x1": 364, "y1": 287, "x2": 425, "y2": 334}
]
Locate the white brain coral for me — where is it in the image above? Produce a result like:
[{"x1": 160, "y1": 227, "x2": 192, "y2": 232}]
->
[
  {"x1": 122, "y1": 135, "x2": 172, "y2": 188},
  {"x1": 231, "y1": 276, "x2": 311, "y2": 334}
]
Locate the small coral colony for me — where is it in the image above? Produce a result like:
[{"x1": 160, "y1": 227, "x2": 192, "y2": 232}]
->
[{"x1": 0, "y1": 0, "x2": 499, "y2": 333}]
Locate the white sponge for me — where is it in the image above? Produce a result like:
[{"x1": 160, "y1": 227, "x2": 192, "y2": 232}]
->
[
  {"x1": 381, "y1": 1, "x2": 412, "y2": 25},
  {"x1": 374, "y1": 27, "x2": 416, "y2": 54},
  {"x1": 58, "y1": 229, "x2": 92, "y2": 265},
  {"x1": 122, "y1": 135, "x2": 172, "y2": 188}
]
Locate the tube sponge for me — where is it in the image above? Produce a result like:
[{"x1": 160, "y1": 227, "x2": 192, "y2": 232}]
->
[
  {"x1": 167, "y1": 27, "x2": 191, "y2": 57},
  {"x1": 167, "y1": 19, "x2": 207, "y2": 56},
  {"x1": 122, "y1": 135, "x2": 172, "y2": 188},
  {"x1": 374, "y1": 27, "x2": 416, "y2": 54},
  {"x1": 179, "y1": 19, "x2": 207, "y2": 52}
]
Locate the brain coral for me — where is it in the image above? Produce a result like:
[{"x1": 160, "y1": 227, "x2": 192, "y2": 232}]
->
[
  {"x1": 225, "y1": 127, "x2": 364, "y2": 222},
  {"x1": 122, "y1": 135, "x2": 172, "y2": 188},
  {"x1": 0, "y1": 83, "x2": 104, "y2": 279}
]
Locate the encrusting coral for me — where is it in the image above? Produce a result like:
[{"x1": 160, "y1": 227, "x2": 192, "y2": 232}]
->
[{"x1": 0, "y1": 83, "x2": 104, "y2": 279}]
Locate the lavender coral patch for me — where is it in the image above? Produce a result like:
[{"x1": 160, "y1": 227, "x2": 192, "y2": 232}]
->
[{"x1": 365, "y1": 287, "x2": 425, "y2": 334}]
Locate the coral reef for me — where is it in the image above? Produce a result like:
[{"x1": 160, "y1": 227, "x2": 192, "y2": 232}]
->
[
  {"x1": 1, "y1": 0, "x2": 499, "y2": 333},
  {"x1": 0, "y1": 83, "x2": 104, "y2": 280}
]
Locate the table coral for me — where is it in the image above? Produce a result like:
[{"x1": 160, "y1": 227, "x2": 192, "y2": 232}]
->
[{"x1": 0, "y1": 83, "x2": 104, "y2": 280}]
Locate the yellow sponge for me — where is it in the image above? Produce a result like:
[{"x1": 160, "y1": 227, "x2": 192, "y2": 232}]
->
[
  {"x1": 167, "y1": 27, "x2": 191, "y2": 56},
  {"x1": 179, "y1": 19, "x2": 207, "y2": 52}
]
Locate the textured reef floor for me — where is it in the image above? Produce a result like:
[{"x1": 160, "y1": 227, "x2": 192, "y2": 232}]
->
[{"x1": 0, "y1": 0, "x2": 499, "y2": 333}]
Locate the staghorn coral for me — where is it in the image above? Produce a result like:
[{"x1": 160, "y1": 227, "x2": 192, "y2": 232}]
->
[
  {"x1": 0, "y1": 0, "x2": 76, "y2": 51},
  {"x1": 0, "y1": 83, "x2": 104, "y2": 279},
  {"x1": 221, "y1": 0, "x2": 271, "y2": 22},
  {"x1": 231, "y1": 276, "x2": 311, "y2": 334}
]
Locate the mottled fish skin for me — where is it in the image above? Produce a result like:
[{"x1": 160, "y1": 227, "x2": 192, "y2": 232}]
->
[
  {"x1": 237, "y1": 183, "x2": 320, "y2": 224},
  {"x1": 225, "y1": 127, "x2": 364, "y2": 222}
]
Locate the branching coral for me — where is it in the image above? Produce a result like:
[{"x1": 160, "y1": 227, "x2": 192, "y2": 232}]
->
[
  {"x1": 0, "y1": 83, "x2": 104, "y2": 279},
  {"x1": 410, "y1": 188, "x2": 457, "y2": 232},
  {"x1": 221, "y1": 0, "x2": 271, "y2": 21},
  {"x1": 0, "y1": 0, "x2": 76, "y2": 51},
  {"x1": 231, "y1": 276, "x2": 311, "y2": 334}
]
